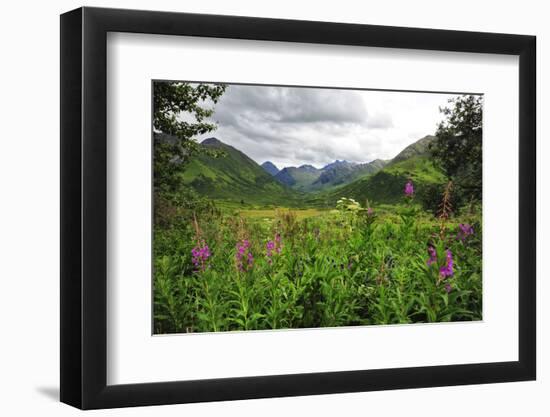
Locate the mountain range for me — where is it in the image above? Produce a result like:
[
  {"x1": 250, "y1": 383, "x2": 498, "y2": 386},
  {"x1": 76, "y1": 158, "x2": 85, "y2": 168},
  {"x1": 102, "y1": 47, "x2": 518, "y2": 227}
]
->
[
  {"x1": 259, "y1": 159, "x2": 389, "y2": 192},
  {"x1": 176, "y1": 135, "x2": 443, "y2": 206}
]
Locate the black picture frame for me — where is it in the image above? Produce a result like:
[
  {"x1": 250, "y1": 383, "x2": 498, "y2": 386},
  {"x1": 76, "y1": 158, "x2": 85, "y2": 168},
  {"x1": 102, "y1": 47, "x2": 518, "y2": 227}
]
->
[{"x1": 60, "y1": 6, "x2": 536, "y2": 410}]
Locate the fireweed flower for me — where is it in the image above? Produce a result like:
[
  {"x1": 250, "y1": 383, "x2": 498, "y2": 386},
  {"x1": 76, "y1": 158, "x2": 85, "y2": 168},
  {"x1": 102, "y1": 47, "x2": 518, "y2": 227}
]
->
[
  {"x1": 427, "y1": 247, "x2": 454, "y2": 287},
  {"x1": 274, "y1": 233, "x2": 283, "y2": 254},
  {"x1": 266, "y1": 234, "x2": 283, "y2": 264},
  {"x1": 235, "y1": 239, "x2": 254, "y2": 272},
  {"x1": 404, "y1": 180, "x2": 414, "y2": 197},
  {"x1": 191, "y1": 240, "x2": 211, "y2": 271},
  {"x1": 439, "y1": 249, "x2": 454, "y2": 278},
  {"x1": 426, "y1": 245, "x2": 437, "y2": 266},
  {"x1": 457, "y1": 223, "x2": 474, "y2": 241},
  {"x1": 266, "y1": 240, "x2": 275, "y2": 264}
]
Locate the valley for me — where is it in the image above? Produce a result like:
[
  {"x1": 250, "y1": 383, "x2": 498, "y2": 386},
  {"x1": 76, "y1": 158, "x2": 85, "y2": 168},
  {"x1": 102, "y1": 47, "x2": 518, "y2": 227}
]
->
[
  {"x1": 178, "y1": 134, "x2": 445, "y2": 210},
  {"x1": 152, "y1": 83, "x2": 483, "y2": 334}
]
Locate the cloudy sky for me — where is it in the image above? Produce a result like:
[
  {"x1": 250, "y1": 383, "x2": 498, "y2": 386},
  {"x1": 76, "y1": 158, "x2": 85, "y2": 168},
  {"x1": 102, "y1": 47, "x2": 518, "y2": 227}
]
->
[{"x1": 191, "y1": 84, "x2": 463, "y2": 169}]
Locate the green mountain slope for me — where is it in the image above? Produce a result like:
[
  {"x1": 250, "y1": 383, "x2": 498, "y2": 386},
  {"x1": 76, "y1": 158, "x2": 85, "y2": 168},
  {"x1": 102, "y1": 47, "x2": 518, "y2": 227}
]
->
[
  {"x1": 315, "y1": 136, "x2": 445, "y2": 206},
  {"x1": 274, "y1": 159, "x2": 387, "y2": 192},
  {"x1": 390, "y1": 135, "x2": 435, "y2": 164},
  {"x1": 325, "y1": 156, "x2": 445, "y2": 204},
  {"x1": 179, "y1": 138, "x2": 303, "y2": 206}
]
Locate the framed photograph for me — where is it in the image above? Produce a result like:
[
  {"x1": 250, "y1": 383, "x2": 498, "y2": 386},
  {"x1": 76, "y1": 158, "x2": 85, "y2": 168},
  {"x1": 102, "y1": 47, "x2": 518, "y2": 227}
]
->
[{"x1": 60, "y1": 6, "x2": 536, "y2": 409}]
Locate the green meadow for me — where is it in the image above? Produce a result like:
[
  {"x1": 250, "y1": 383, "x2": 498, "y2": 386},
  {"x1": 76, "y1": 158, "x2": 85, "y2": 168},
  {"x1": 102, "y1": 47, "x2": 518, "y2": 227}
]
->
[
  {"x1": 152, "y1": 83, "x2": 483, "y2": 334},
  {"x1": 153, "y1": 137, "x2": 482, "y2": 334}
]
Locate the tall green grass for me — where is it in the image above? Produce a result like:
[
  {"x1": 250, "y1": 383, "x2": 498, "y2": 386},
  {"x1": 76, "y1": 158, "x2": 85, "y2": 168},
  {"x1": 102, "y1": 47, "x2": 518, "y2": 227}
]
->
[{"x1": 153, "y1": 195, "x2": 482, "y2": 334}]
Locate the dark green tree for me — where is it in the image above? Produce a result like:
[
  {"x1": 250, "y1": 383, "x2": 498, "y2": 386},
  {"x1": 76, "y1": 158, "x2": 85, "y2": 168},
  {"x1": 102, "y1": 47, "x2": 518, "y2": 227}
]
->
[
  {"x1": 430, "y1": 95, "x2": 483, "y2": 202},
  {"x1": 153, "y1": 81, "x2": 226, "y2": 194}
]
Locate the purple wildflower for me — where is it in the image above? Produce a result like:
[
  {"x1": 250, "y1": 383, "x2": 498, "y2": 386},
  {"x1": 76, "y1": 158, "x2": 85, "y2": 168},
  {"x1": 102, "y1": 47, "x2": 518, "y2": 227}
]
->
[
  {"x1": 457, "y1": 223, "x2": 474, "y2": 241},
  {"x1": 444, "y1": 282, "x2": 452, "y2": 293},
  {"x1": 235, "y1": 239, "x2": 253, "y2": 272},
  {"x1": 274, "y1": 233, "x2": 283, "y2": 254},
  {"x1": 439, "y1": 249, "x2": 454, "y2": 278},
  {"x1": 266, "y1": 240, "x2": 275, "y2": 264},
  {"x1": 191, "y1": 240, "x2": 210, "y2": 271},
  {"x1": 426, "y1": 245, "x2": 437, "y2": 266},
  {"x1": 367, "y1": 207, "x2": 374, "y2": 216},
  {"x1": 266, "y1": 234, "x2": 283, "y2": 265},
  {"x1": 404, "y1": 180, "x2": 414, "y2": 197}
]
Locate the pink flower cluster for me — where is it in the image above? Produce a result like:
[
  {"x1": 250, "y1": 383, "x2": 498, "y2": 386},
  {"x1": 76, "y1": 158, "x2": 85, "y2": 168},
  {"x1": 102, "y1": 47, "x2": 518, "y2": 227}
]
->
[
  {"x1": 265, "y1": 233, "x2": 283, "y2": 264},
  {"x1": 439, "y1": 249, "x2": 454, "y2": 278},
  {"x1": 427, "y1": 245, "x2": 437, "y2": 266},
  {"x1": 457, "y1": 223, "x2": 474, "y2": 241},
  {"x1": 191, "y1": 240, "x2": 210, "y2": 271},
  {"x1": 404, "y1": 180, "x2": 414, "y2": 197},
  {"x1": 426, "y1": 246, "x2": 455, "y2": 292},
  {"x1": 236, "y1": 239, "x2": 254, "y2": 272}
]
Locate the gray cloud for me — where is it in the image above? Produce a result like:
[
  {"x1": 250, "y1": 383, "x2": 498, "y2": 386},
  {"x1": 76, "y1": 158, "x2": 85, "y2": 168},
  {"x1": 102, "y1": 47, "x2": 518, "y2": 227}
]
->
[
  {"x1": 367, "y1": 113, "x2": 394, "y2": 129},
  {"x1": 214, "y1": 85, "x2": 370, "y2": 126},
  {"x1": 191, "y1": 84, "x2": 458, "y2": 168}
]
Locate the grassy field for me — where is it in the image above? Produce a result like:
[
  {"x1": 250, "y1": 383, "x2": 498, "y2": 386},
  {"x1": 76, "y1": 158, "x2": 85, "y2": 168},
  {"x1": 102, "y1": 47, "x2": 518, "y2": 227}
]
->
[
  {"x1": 236, "y1": 208, "x2": 327, "y2": 220},
  {"x1": 153, "y1": 193, "x2": 482, "y2": 334}
]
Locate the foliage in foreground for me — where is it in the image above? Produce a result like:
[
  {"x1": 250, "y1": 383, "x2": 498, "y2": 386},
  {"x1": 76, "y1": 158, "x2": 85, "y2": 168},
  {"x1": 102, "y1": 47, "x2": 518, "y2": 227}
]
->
[{"x1": 153, "y1": 190, "x2": 482, "y2": 334}]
